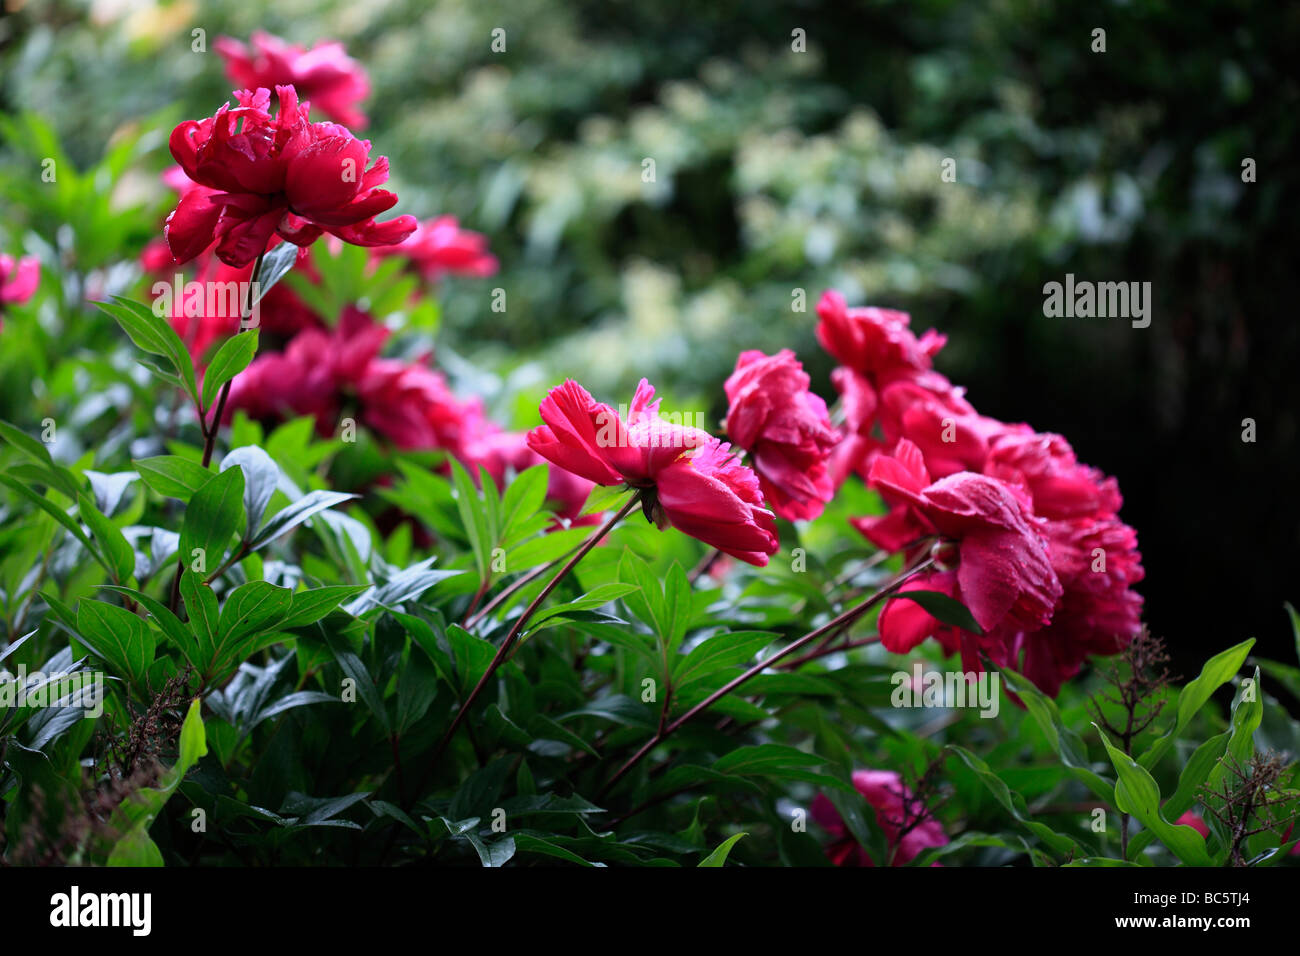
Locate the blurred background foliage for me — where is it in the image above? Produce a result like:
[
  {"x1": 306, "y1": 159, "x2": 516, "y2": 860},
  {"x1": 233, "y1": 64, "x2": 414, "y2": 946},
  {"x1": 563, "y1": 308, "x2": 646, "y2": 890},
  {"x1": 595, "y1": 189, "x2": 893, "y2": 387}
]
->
[{"x1": 1, "y1": 0, "x2": 1297, "y2": 674}]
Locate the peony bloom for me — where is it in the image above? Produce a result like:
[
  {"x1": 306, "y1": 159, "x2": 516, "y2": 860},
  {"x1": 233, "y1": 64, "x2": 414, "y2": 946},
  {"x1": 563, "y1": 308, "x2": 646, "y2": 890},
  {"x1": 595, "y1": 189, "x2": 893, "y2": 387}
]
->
[
  {"x1": 166, "y1": 86, "x2": 415, "y2": 267},
  {"x1": 357, "y1": 359, "x2": 488, "y2": 454},
  {"x1": 225, "y1": 305, "x2": 388, "y2": 431},
  {"x1": 0, "y1": 254, "x2": 39, "y2": 306},
  {"x1": 985, "y1": 425, "x2": 1122, "y2": 521},
  {"x1": 724, "y1": 349, "x2": 839, "y2": 521},
  {"x1": 1005, "y1": 513, "x2": 1144, "y2": 695},
  {"x1": 526, "y1": 379, "x2": 780, "y2": 565},
  {"x1": 373, "y1": 216, "x2": 498, "y2": 281},
  {"x1": 1175, "y1": 811, "x2": 1211, "y2": 838},
  {"x1": 816, "y1": 290, "x2": 977, "y2": 482},
  {"x1": 860, "y1": 439, "x2": 1062, "y2": 672},
  {"x1": 215, "y1": 32, "x2": 370, "y2": 128},
  {"x1": 811, "y1": 769, "x2": 948, "y2": 866},
  {"x1": 816, "y1": 290, "x2": 944, "y2": 379}
]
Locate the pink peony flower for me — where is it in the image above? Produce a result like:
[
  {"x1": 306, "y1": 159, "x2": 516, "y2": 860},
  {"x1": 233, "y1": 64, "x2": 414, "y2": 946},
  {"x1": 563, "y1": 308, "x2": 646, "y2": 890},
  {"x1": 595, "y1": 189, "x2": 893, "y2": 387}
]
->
[
  {"x1": 372, "y1": 216, "x2": 498, "y2": 281},
  {"x1": 526, "y1": 379, "x2": 779, "y2": 564},
  {"x1": 215, "y1": 32, "x2": 371, "y2": 128},
  {"x1": 724, "y1": 349, "x2": 839, "y2": 521},
  {"x1": 861, "y1": 439, "x2": 1062, "y2": 672},
  {"x1": 811, "y1": 769, "x2": 948, "y2": 866},
  {"x1": 0, "y1": 254, "x2": 39, "y2": 306}
]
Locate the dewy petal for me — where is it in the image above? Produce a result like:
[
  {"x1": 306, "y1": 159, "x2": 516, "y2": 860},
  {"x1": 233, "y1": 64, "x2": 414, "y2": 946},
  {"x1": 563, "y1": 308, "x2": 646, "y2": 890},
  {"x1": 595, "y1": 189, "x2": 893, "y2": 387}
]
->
[
  {"x1": 164, "y1": 190, "x2": 225, "y2": 265},
  {"x1": 878, "y1": 575, "x2": 960, "y2": 654},
  {"x1": 867, "y1": 438, "x2": 931, "y2": 508},
  {"x1": 284, "y1": 134, "x2": 369, "y2": 214},
  {"x1": 327, "y1": 215, "x2": 417, "y2": 247},
  {"x1": 527, "y1": 380, "x2": 626, "y2": 484},
  {"x1": 957, "y1": 526, "x2": 1060, "y2": 633},
  {"x1": 301, "y1": 188, "x2": 398, "y2": 227},
  {"x1": 168, "y1": 119, "x2": 209, "y2": 182},
  {"x1": 526, "y1": 424, "x2": 622, "y2": 486},
  {"x1": 213, "y1": 208, "x2": 282, "y2": 267}
]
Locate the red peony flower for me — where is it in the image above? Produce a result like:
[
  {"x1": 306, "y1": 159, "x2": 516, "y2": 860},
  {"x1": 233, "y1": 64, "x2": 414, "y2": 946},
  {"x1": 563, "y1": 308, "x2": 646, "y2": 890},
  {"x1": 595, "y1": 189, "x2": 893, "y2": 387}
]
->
[
  {"x1": 166, "y1": 86, "x2": 415, "y2": 267},
  {"x1": 811, "y1": 769, "x2": 948, "y2": 866},
  {"x1": 816, "y1": 290, "x2": 944, "y2": 379},
  {"x1": 215, "y1": 32, "x2": 371, "y2": 128},
  {"x1": 357, "y1": 358, "x2": 487, "y2": 454},
  {"x1": 225, "y1": 305, "x2": 388, "y2": 430},
  {"x1": 816, "y1": 290, "x2": 979, "y2": 482},
  {"x1": 526, "y1": 379, "x2": 780, "y2": 565},
  {"x1": 372, "y1": 216, "x2": 498, "y2": 281},
  {"x1": 1005, "y1": 514, "x2": 1144, "y2": 695},
  {"x1": 724, "y1": 349, "x2": 839, "y2": 521},
  {"x1": 985, "y1": 425, "x2": 1123, "y2": 520},
  {"x1": 860, "y1": 439, "x2": 1062, "y2": 671},
  {"x1": 0, "y1": 254, "x2": 39, "y2": 306}
]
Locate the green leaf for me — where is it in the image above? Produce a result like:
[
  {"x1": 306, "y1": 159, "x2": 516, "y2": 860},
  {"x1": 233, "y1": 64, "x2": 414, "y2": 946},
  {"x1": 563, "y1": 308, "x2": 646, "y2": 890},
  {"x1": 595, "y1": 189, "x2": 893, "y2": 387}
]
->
[
  {"x1": 1139, "y1": 638, "x2": 1254, "y2": 770},
  {"x1": 201, "y1": 331, "x2": 259, "y2": 409},
  {"x1": 500, "y1": 465, "x2": 549, "y2": 536},
  {"x1": 714, "y1": 744, "x2": 823, "y2": 774},
  {"x1": 618, "y1": 548, "x2": 666, "y2": 636},
  {"x1": 251, "y1": 241, "x2": 300, "y2": 304},
  {"x1": 0, "y1": 474, "x2": 102, "y2": 565},
  {"x1": 217, "y1": 581, "x2": 292, "y2": 650},
  {"x1": 180, "y1": 570, "x2": 221, "y2": 666},
  {"x1": 663, "y1": 561, "x2": 692, "y2": 655},
  {"x1": 344, "y1": 559, "x2": 461, "y2": 615},
  {"x1": 450, "y1": 459, "x2": 491, "y2": 580},
  {"x1": 1096, "y1": 725, "x2": 1212, "y2": 866},
  {"x1": 100, "y1": 585, "x2": 201, "y2": 670},
  {"x1": 891, "y1": 589, "x2": 983, "y2": 635},
  {"x1": 219, "y1": 445, "x2": 280, "y2": 534},
  {"x1": 99, "y1": 296, "x2": 198, "y2": 404},
  {"x1": 1201, "y1": 668, "x2": 1264, "y2": 860},
  {"x1": 672, "y1": 630, "x2": 775, "y2": 691},
  {"x1": 133, "y1": 455, "x2": 212, "y2": 502},
  {"x1": 513, "y1": 833, "x2": 604, "y2": 867},
  {"x1": 0, "y1": 419, "x2": 83, "y2": 500},
  {"x1": 445, "y1": 623, "x2": 496, "y2": 697},
  {"x1": 1001, "y1": 668, "x2": 1114, "y2": 802},
  {"x1": 178, "y1": 466, "x2": 245, "y2": 577},
  {"x1": 279, "y1": 585, "x2": 369, "y2": 630},
  {"x1": 526, "y1": 582, "x2": 641, "y2": 631},
  {"x1": 326, "y1": 635, "x2": 390, "y2": 734},
  {"x1": 699, "y1": 832, "x2": 747, "y2": 867},
  {"x1": 76, "y1": 600, "x2": 155, "y2": 685},
  {"x1": 1128, "y1": 730, "x2": 1230, "y2": 859},
  {"x1": 78, "y1": 493, "x2": 134, "y2": 583},
  {"x1": 947, "y1": 744, "x2": 1084, "y2": 858},
  {"x1": 249, "y1": 489, "x2": 356, "y2": 551}
]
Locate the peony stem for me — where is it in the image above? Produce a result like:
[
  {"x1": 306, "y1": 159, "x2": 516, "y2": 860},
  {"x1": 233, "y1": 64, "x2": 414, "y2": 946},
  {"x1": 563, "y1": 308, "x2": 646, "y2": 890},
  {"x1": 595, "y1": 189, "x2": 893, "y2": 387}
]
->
[
  {"x1": 598, "y1": 557, "x2": 934, "y2": 798},
  {"x1": 426, "y1": 490, "x2": 643, "y2": 775},
  {"x1": 201, "y1": 250, "x2": 264, "y2": 468},
  {"x1": 168, "y1": 250, "x2": 265, "y2": 614}
]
